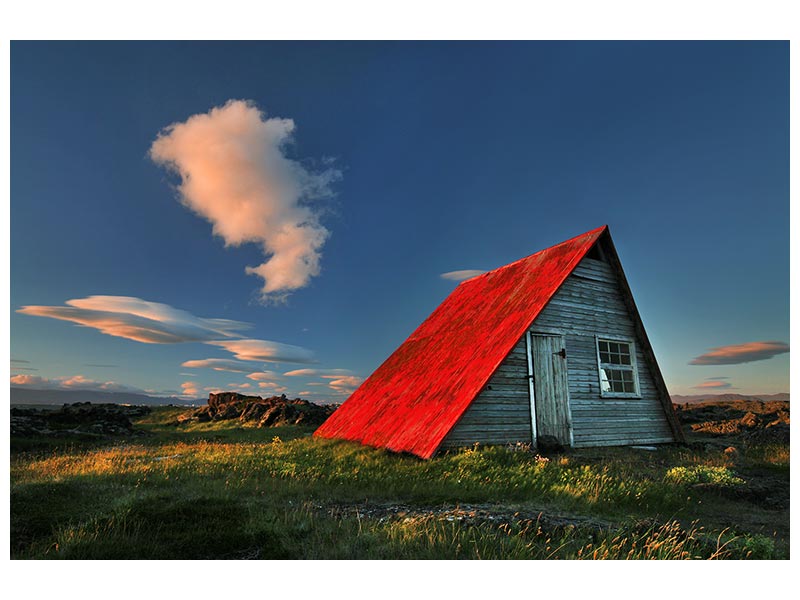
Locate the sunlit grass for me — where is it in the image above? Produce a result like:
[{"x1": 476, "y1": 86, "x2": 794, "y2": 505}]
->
[{"x1": 10, "y1": 408, "x2": 789, "y2": 559}]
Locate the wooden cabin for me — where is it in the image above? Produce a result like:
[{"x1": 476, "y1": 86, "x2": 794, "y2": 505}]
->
[{"x1": 314, "y1": 225, "x2": 684, "y2": 459}]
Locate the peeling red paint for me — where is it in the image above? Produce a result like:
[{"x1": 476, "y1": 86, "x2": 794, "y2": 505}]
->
[{"x1": 314, "y1": 225, "x2": 608, "y2": 459}]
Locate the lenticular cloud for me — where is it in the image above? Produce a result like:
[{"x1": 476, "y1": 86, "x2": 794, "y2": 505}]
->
[{"x1": 149, "y1": 100, "x2": 340, "y2": 302}]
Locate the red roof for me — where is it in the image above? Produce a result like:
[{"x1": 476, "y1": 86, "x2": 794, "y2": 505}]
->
[{"x1": 314, "y1": 225, "x2": 609, "y2": 458}]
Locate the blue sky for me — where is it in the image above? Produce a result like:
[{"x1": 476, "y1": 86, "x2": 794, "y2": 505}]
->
[{"x1": 10, "y1": 41, "x2": 789, "y2": 400}]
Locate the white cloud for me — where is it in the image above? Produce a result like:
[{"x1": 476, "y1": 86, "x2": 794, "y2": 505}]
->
[
  {"x1": 440, "y1": 270, "x2": 486, "y2": 282},
  {"x1": 323, "y1": 375, "x2": 364, "y2": 394},
  {"x1": 17, "y1": 296, "x2": 249, "y2": 344},
  {"x1": 181, "y1": 358, "x2": 256, "y2": 373},
  {"x1": 208, "y1": 338, "x2": 315, "y2": 364},
  {"x1": 149, "y1": 99, "x2": 340, "y2": 302},
  {"x1": 246, "y1": 371, "x2": 281, "y2": 382}
]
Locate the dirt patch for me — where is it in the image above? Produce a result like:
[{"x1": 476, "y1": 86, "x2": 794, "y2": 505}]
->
[{"x1": 315, "y1": 501, "x2": 614, "y2": 533}]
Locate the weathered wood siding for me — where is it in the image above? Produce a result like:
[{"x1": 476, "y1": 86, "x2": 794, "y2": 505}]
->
[
  {"x1": 532, "y1": 256, "x2": 673, "y2": 447},
  {"x1": 531, "y1": 334, "x2": 572, "y2": 445},
  {"x1": 440, "y1": 337, "x2": 531, "y2": 448},
  {"x1": 440, "y1": 255, "x2": 674, "y2": 450}
]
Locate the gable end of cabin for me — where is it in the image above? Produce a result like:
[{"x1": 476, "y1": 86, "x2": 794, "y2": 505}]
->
[{"x1": 440, "y1": 236, "x2": 681, "y2": 452}]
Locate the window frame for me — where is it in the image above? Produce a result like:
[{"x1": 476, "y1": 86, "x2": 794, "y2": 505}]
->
[{"x1": 595, "y1": 334, "x2": 641, "y2": 399}]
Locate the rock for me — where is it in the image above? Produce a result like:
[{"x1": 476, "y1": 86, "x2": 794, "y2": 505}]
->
[
  {"x1": 739, "y1": 412, "x2": 758, "y2": 428},
  {"x1": 178, "y1": 392, "x2": 338, "y2": 429},
  {"x1": 723, "y1": 446, "x2": 738, "y2": 456},
  {"x1": 208, "y1": 392, "x2": 263, "y2": 410},
  {"x1": 10, "y1": 402, "x2": 149, "y2": 437},
  {"x1": 240, "y1": 402, "x2": 269, "y2": 422},
  {"x1": 537, "y1": 435, "x2": 564, "y2": 453}
]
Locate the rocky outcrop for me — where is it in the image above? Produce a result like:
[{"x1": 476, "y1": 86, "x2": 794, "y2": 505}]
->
[
  {"x1": 11, "y1": 402, "x2": 150, "y2": 437},
  {"x1": 177, "y1": 392, "x2": 337, "y2": 428},
  {"x1": 674, "y1": 400, "x2": 789, "y2": 444}
]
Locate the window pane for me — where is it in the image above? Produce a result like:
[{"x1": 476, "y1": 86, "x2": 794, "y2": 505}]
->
[
  {"x1": 599, "y1": 352, "x2": 611, "y2": 363},
  {"x1": 609, "y1": 342, "x2": 619, "y2": 354},
  {"x1": 598, "y1": 341, "x2": 609, "y2": 353},
  {"x1": 623, "y1": 381, "x2": 635, "y2": 393},
  {"x1": 620, "y1": 353, "x2": 631, "y2": 365}
]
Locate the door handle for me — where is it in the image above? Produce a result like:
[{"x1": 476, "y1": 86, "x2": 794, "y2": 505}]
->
[{"x1": 554, "y1": 348, "x2": 566, "y2": 359}]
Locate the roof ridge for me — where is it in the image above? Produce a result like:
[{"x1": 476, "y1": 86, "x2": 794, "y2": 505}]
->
[{"x1": 457, "y1": 224, "x2": 608, "y2": 286}]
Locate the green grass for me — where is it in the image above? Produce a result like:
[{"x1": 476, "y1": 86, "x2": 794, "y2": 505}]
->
[{"x1": 10, "y1": 408, "x2": 790, "y2": 559}]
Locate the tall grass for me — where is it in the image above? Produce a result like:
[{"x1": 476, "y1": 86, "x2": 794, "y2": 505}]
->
[{"x1": 10, "y1": 413, "x2": 788, "y2": 559}]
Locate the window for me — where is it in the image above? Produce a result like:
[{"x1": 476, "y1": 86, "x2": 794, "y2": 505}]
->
[{"x1": 596, "y1": 337, "x2": 640, "y2": 397}]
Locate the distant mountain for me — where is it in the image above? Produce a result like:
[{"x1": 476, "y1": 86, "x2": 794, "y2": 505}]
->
[
  {"x1": 671, "y1": 392, "x2": 789, "y2": 404},
  {"x1": 10, "y1": 387, "x2": 203, "y2": 407}
]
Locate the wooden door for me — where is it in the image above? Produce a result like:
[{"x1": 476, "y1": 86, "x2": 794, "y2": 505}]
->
[{"x1": 529, "y1": 333, "x2": 573, "y2": 446}]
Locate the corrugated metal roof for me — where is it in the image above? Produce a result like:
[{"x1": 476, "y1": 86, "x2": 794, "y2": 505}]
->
[{"x1": 314, "y1": 225, "x2": 608, "y2": 458}]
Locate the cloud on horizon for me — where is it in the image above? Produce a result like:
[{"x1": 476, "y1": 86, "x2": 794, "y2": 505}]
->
[
  {"x1": 693, "y1": 380, "x2": 735, "y2": 390},
  {"x1": 10, "y1": 374, "x2": 144, "y2": 394},
  {"x1": 149, "y1": 99, "x2": 340, "y2": 302},
  {"x1": 208, "y1": 338, "x2": 316, "y2": 364},
  {"x1": 440, "y1": 270, "x2": 487, "y2": 282},
  {"x1": 690, "y1": 341, "x2": 789, "y2": 365},
  {"x1": 17, "y1": 296, "x2": 250, "y2": 344}
]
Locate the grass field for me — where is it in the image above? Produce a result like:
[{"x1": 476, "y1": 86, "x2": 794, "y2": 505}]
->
[{"x1": 10, "y1": 406, "x2": 789, "y2": 559}]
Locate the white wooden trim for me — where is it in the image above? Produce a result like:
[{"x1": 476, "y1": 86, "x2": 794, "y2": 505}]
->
[
  {"x1": 594, "y1": 334, "x2": 641, "y2": 399},
  {"x1": 525, "y1": 330, "x2": 537, "y2": 445},
  {"x1": 530, "y1": 327, "x2": 564, "y2": 336}
]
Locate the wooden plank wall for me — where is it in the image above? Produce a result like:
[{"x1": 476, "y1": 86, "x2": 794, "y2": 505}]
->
[
  {"x1": 440, "y1": 337, "x2": 532, "y2": 448},
  {"x1": 532, "y1": 256, "x2": 674, "y2": 447},
  {"x1": 441, "y1": 255, "x2": 674, "y2": 449}
]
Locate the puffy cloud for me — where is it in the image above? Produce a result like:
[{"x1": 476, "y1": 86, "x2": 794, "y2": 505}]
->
[
  {"x1": 10, "y1": 374, "x2": 143, "y2": 393},
  {"x1": 181, "y1": 358, "x2": 255, "y2": 373},
  {"x1": 323, "y1": 375, "x2": 364, "y2": 394},
  {"x1": 17, "y1": 296, "x2": 249, "y2": 344},
  {"x1": 10, "y1": 374, "x2": 52, "y2": 387},
  {"x1": 208, "y1": 338, "x2": 315, "y2": 364},
  {"x1": 181, "y1": 381, "x2": 201, "y2": 397},
  {"x1": 690, "y1": 341, "x2": 789, "y2": 365},
  {"x1": 149, "y1": 99, "x2": 340, "y2": 302},
  {"x1": 440, "y1": 270, "x2": 486, "y2": 282},
  {"x1": 283, "y1": 368, "x2": 351, "y2": 377}
]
